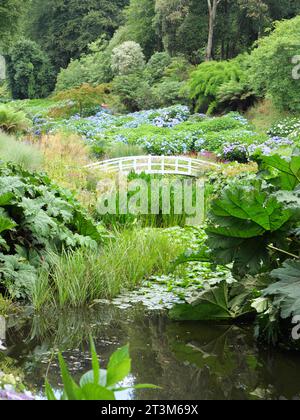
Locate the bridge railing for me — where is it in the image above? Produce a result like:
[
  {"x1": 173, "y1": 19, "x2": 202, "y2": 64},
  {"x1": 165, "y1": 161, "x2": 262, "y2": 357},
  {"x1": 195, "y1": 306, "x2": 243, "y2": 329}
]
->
[{"x1": 86, "y1": 155, "x2": 219, "y2": 177}]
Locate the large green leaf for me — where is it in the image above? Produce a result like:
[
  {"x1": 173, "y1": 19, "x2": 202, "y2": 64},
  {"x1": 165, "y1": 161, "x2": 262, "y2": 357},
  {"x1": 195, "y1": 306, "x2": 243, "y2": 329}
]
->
[
  {"x1": 81, "y1": 384, "x2": 115, "y2": 401},
  {"x1": 58, "y1": 353, "x2": 82, "y2": 400},
  {"x1": 264, "y1": 260, "x2": 300, "y2": 319},
  {"x1": 208, "y1": 181, "x2": 291, "y2": 237},
  {"x1": 258, "y1": 153, "x2": 300, "y2": 191},
  {"x1": 106, "y1": 345, "x2": 131, "y2": 388},
  {"x1": 271, "y1": 259, "x2": 300, "y2": 282},
  {"x1": 0, "y1": 213, "x2": 16, "y2": 234},
  {"x1": 0, "y1": 192, "x2": 14, "y2": 206},
  {"x1": 169, "y1": 281, "x2": 233, "y2": 321}
]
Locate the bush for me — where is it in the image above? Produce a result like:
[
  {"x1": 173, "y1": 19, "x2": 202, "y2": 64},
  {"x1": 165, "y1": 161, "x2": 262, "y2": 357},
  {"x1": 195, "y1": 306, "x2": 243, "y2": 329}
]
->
[
  {"x1": 111, "y1": 41, "x2": 146, "y2": 76},
  {"x1": 55, "y1": 59, "x2": 88, "y2": 92},
  {"x1": 55, "y1": 44, "x2": 113, "y2": 92},
  {"x1": 0, "y1": 82, "x2": 10, "y2": 102},
  {"x1": 144, "y1": 52, "x2": 172, "y2": 84},
  {"x1": 112, "y1": 74, "x2": 151, "y2": 112},
  {"x1": 6, "y1": 39, "x2": 55, "y2": 99},
  {"x1": 188, "y1": 60, "x2": 244, "y2": 114},
  {"x1": 54, "y1": 83, "x2": 112, "y2": 117},
  {"x1": 249, "y1": 16, "x2": 300, "y2": 113},
  {"x1": 0, "y1": 162, "x2": 102, "y2": 300},
  {"x1": 268, "y1": 117, "x2": 300, "y2": 139},
  {"x1": 0, "y1": 105, "x2": 31, "y2": 134},
  {"x1": 151, "y1": 79, "x2": 187, "y2": 108}
]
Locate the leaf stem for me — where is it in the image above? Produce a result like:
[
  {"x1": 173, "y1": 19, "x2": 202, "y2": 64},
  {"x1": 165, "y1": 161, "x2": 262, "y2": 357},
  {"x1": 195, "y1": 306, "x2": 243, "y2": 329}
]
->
[{"x1": 268, "y1": 244, "x2": 299, "y2": 260}]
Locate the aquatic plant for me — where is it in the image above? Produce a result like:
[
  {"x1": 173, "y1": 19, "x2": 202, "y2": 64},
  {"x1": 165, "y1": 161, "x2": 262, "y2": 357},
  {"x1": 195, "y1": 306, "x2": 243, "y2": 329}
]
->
[{"x1": 45, "y1": 337, "x2": 158, "y2": 400}]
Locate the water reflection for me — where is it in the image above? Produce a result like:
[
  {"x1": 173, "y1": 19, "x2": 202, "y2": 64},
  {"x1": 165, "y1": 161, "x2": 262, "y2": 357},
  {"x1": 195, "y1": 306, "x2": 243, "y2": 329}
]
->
[{"x1": 2, "y1": 304, "x2": 300, "y2": 400}]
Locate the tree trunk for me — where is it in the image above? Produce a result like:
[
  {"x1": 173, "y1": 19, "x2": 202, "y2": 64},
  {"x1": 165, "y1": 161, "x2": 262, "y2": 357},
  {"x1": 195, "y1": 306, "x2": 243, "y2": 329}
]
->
[{"x1": 205, "y1": 0, "x2": 220, "y2": 61}]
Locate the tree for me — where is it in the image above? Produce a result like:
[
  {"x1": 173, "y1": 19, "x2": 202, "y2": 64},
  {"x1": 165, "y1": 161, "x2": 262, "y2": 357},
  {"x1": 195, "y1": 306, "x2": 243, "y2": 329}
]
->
[
  {"x1": 123, "y1": 0, "x2": 158, "y2": 58},
  {"x1": 154, "y1": 0, "x2": 190, "y2": 56},
  {"x1": 111, "y1": 42, "x2": 146, "y2": 76},
  {"x1": 238, "y1": 0, "x2": 270, "y2": 37},
  {"x1": 6, "y1": 39, "x2": 55, "y2": 99},
  {"x1": 250, "y1": 15, "x2": 300, "y2": 112},
  {"x1": 27, "y1": 0, "x2": 129, "y2": 70},
  {"x1": 54, "y1": 84, "x2": 111, "y2": 117},
  {"x1": 0, "y1": 0, "x2": 29, "y2": 50},
  {"x1": 206, "y1": 0, "x2": 222, "y2": 61}
]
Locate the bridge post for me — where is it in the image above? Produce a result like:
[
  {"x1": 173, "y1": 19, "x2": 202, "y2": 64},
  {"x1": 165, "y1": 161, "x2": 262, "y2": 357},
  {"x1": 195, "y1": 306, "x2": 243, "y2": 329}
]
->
[
  {"x1": 188, "y1": 159, "x2": 192, "y2": 176},
  {"x1": 148, "y1": 156, "x2": 152, "y2": 173},
  {"x1": 161, "y1": 156, "x2": 165, "y2": 175}
]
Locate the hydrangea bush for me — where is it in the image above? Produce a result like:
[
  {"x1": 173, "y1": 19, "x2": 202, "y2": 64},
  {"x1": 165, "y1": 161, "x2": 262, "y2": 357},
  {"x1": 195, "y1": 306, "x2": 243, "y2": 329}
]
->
[{"x1": 30, "y1": 105, "x2": 298, "y2": 160}]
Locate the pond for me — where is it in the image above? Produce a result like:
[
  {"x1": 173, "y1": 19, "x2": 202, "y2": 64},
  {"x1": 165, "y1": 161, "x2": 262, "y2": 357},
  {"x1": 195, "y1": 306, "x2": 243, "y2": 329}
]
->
[{"x1": 2, "y1": 303, "x2": 300, "y2": 400}]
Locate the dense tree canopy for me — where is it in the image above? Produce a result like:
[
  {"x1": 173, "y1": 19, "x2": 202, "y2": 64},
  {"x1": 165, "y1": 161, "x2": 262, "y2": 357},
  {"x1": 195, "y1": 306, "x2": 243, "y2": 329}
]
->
[
  {"x1": 26, "y1": 0, "x2": 129, "y2": 69},
  {"x1": 6, "y1": 39, "x2": 55, "y2": 99},
  {"x1": 0, "y1": 0, "x2": 29, "y2": 49}
]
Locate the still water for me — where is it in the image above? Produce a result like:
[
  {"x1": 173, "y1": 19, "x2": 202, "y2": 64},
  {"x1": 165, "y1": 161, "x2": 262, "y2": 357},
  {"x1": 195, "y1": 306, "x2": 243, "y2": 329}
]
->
[{"x1": 2, "y1": 304, "x2": 300, "y2": 400}]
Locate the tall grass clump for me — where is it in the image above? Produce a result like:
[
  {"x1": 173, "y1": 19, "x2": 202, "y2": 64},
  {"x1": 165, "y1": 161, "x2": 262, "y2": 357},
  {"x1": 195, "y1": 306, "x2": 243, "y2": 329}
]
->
[
  {"x1": 106, "y1": 142, "x2": 146, "y2": 159},
  {"x1": 38, "y1": 133, "x2": 99, "y2": 208},
  {"x1": 0, "y1": 131, "x2": 42, "y2": 170},
  {"x1": 31, "y1": 228, "x2": 186, "y2": 309}
]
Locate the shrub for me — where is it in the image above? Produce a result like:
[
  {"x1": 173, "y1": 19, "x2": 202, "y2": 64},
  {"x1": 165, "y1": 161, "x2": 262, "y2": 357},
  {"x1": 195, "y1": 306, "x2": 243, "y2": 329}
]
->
[
  {"x1": 55, "y1": 59, "x2": 88, "y2": 92},
  {"x1": 54, "y1": 84, "x2": 112, "y2": 117},
  {"x1": 0, "y1": 82, "x2": 10, "y2": 102},
  {"x1": 111, "y1": 41, "x2": 146, "y2": 76},
  {"x1": 151, "y1": 79, "x2": 187, "y2": 108},
  {"x1": 0, "y1": 132, "x2": 42, "y2": 170},
  {"x1": 112, "y1": 74, "x2": 151, "y2": 112},
  {"x1": 249, "y1": 16, "x2": 300, "y2": 112},
  {"x1": 0, "y1": 162, "x2": 102, "y2": 300},
  {"x1": 268, "y1": 117, "x2": 300, "y2": 139},
  {"x1": 5, "y1": 39, "x2": 55, "y2": 99},
  {"x1": 188, "y1": 60, "x2": 244, "y2": 114},
  {"x1": 0, "y1": 105, "x2": 31, "y2": 134},
  {"x1": 55, "y1": 46, "x2": 113, "y2": 93},
  {"x1": 144, "y1": 52, "x2": 172, "y2": 84}
]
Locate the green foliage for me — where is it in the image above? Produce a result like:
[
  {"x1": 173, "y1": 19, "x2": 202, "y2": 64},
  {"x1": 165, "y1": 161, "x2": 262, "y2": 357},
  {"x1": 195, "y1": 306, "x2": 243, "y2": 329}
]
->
[
  {"x1": 106, "y1": 143, "x2": 146, "y2": 159},
  {"x1": 0, "y1": 132, "x2": 42, "y2": 170},
  {"x1": 111, "y1": 41, "x2": 145, "y2": 76},
  {"x1": 203, "y1": 151, "x2": 300, "y2": 277},
  {"x1": 27, "y1": 0, "x2": 129, "y2": 70},
  {"x1": 0, "y1": 105, "x2": 31, "y2": 134},
  {"x1": 112, "y1": 74, "x2": 150, "y2": 112},
  {"x1": 32, "y1": 228, "x2": 186, "y2": 308},
  {"x1": 249, "y1": 16, "x2": 300, "y2": 112},
  {"x1": 0, "y1": 162, "x2": 102, "y2": 300},
  {"x1": 0, "y1": 0, "x2": 29, "y2": 49},
  {"x1": 5, "y1": 39, "x2": 55, "y2": 100},
  {"x1": 188, "y1": 59, "x2": 246, "y2": 114},
  {"x1": 54, "y1": 84, "x2": 111, "y2": 117},
  {"x1": 264, "y1": 260, "x2": 300, "y2": 319},
  {"x1": 46, "y1": 337, "x2": 158, "y2": 400},
  {"x1": 0, "y1": 82, "x2": 10, "y2": 102},
  {"x1": 175, "y1": 149, "x2": 300, "y2": 340},
  {"x1": 55, "y1": 42, "x2": 113, "y2": 92},
  {"x1": 144, "y1": 52, "x2": 172, "y2": 84}
]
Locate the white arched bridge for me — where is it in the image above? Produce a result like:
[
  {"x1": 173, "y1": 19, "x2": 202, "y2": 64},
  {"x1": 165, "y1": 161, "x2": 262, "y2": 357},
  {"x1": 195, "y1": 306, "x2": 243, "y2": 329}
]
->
[{"x1": 86, "y1": 155, "x2": 219, "y2": 178}]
